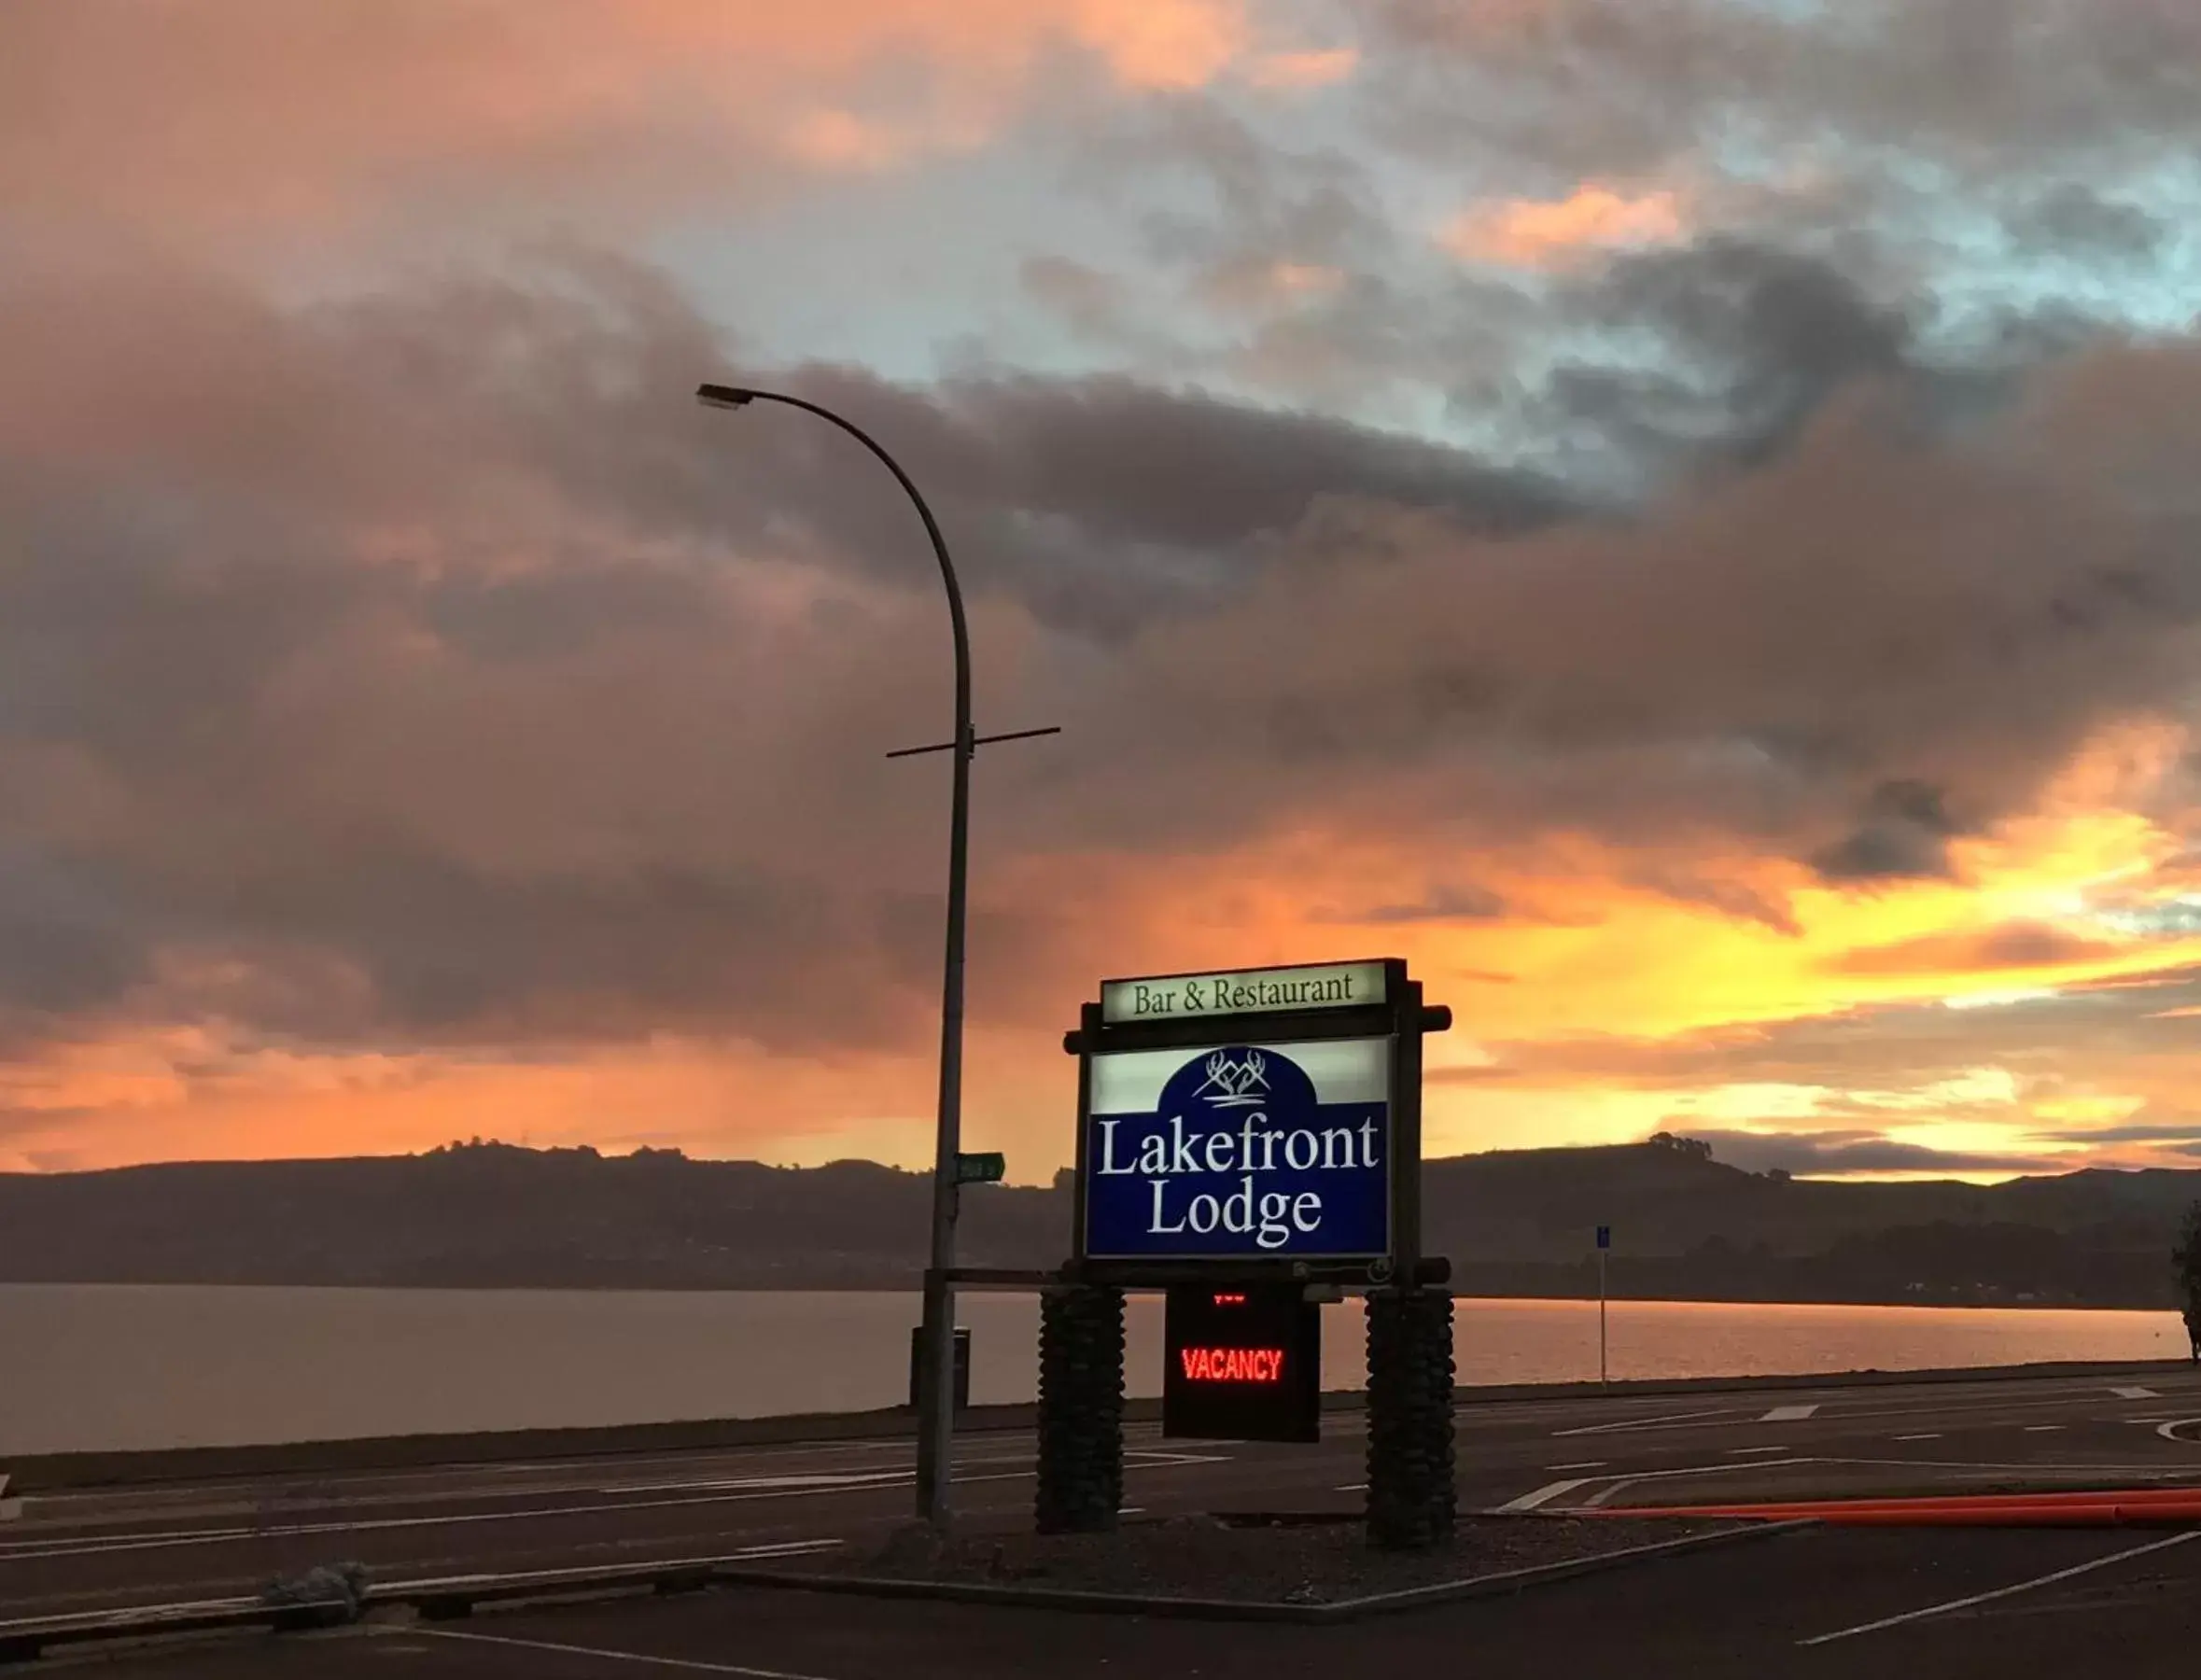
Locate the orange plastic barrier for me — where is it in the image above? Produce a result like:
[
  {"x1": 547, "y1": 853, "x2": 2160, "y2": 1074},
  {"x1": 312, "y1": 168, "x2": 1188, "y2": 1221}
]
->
[{"x1": 1597, "y1": 1485, "x2": 2201, "y2": 1527}]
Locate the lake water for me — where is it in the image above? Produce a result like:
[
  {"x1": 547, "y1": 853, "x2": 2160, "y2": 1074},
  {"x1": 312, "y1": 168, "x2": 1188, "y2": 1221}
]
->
[{"x1": 0, "y1": 1284, "x2": 2189, "y2": 1457}]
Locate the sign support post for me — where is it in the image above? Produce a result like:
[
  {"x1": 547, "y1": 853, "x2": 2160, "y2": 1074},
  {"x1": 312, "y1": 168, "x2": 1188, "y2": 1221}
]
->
[{"x1": 1596, "y1": 1224, "x2": 1612, "y2": 1388}]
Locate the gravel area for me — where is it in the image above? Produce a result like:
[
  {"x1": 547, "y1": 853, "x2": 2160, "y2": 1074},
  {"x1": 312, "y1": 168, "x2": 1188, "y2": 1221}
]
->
[{"x1": 785, "y1": 1512, "x2": 1745, "y2": 1604}]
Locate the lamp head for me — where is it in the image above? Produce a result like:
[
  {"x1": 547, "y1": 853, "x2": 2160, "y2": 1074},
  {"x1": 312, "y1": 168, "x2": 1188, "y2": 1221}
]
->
[{"x1": 694, "y1": 384, "x2": 756, "y2": 411}]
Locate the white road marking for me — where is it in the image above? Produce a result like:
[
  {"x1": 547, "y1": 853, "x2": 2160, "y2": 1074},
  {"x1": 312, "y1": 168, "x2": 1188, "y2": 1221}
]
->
[
  {"x1": 1546, "y1": 1461, "x2": 1608, "y2": 1471},
  {"x1": 403, "y1": 1625, "x2": 843, "y2": 1678},
  {"x1": 731, "y1": 1539, "x2": 841, "y2": 1560},
  {"x1": 1798, "y1": 1531, "x2": 2201, "y2": 1646},
  {"x1": 2024, "y1": 1425, "x2": 2064, "y2": 1433},
  {"x1": 1499, "y1": 1477, "x2": 1599, "y2": 1512},
  {"x1": 1725, "y1": 1446, "x2": 1790, "y2": 1456},
  {"x1": 1760, "y1": 1405, "x2": 1819, "y2": 1422},
  {"x1": 611, "y1": 1472, "x2": 907, "y2": 1496},
  {"x1": 1551, "y1": 1407, "x2": 1732, "y2": 1438},
  {"x1": 2157, "y1": 1418, "x2": 2201, "y2": 1445},
  {"x1": 2110, "y1": 1386, "x2": 2160, "y2": 1400},
  {"x1": 1335, "y1": 1483, "x2": 1368, "y2": 1492},
  {"x1": 1582, "y1": 1459, "x2": 1815, "y2": 1509},
  {"x1": 1117, "y1": 1506, "x2": 1146, "y2": 1517},
  {"x1": 0, "y1": 1466, "x2": 1040, "y2": 1564},
  {"x1": 1895, "y1": 1434, "x2": 1942, "y2": 1442}
]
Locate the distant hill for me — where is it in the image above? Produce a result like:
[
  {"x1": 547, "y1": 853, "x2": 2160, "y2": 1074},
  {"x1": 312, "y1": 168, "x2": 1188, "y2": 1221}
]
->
[{"x1": 2, "y1": 1136, "x2": 2195, "y2": 1307}]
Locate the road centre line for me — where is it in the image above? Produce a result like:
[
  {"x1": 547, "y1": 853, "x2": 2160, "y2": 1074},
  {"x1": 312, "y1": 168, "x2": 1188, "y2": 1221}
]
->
[
  {"x1": 1547, "y1": 1461, "x2": 1608, "y2": 1471},
  {"x1": 1726, "y1": 1447, "x2": 1790, "y2": 1456},
  {"x1": 401, "y1": 1624, "x2": 844, "y2": 1679},
  {"x1": 1, "y1": 1450, "x2": 1234, "y2": 1563},
  {"x1": 607, "y1": 1449, "x2": 1215, "y2": 1496},
  {"x1": 1798, "y1": 1531, "x2": 2201, "y2": 1646},
  {"x1": 1895, "y1": 1435, "x2": 1942, "y2": 1442},
  {"x1": 2110, "y1": 1386, "x2": 2160, "y2": 1400},
  {"x1": 1550, "y1": 1408, "x2": 1734, "y2": 1437},
  {"x1": 1667, "y1": 1389, "x2": 2179, "y2": 1428},
  {"x1": 1543, "y1": 1392, "x2": 2077, "y2": 1439},
  {"x1": 0, "y1": 1465, "x2": 1076, "y2": 1564}
]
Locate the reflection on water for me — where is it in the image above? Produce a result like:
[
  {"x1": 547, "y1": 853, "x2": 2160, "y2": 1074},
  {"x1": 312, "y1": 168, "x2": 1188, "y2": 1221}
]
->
[{"x1": 1, "y1": 1283, "x2": 2184, "y2": 1456}]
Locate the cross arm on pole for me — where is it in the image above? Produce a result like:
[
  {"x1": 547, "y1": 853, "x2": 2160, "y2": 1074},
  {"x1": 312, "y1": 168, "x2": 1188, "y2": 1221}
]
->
[{"x1": 887, "y1": 725, "x2": 1063, "y2": 760}]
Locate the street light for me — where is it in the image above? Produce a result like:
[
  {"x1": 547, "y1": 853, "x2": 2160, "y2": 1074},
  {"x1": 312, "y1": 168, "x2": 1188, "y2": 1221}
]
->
[{"x1": 694, "y1": 381, "x2": 1048, "y2": 1527}]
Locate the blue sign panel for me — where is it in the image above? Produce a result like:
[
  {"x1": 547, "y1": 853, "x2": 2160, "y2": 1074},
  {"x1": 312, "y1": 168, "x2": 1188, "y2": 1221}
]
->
[{"x1": 1084, "y1": 1039, "x2": 1391, "y2": 1260}]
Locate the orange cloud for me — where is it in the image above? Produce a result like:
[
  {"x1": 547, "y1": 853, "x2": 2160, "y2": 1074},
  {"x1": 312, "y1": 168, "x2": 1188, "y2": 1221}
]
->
[
  {"x1": 1832, "y1": 922, "x2": 2127, "y2": 979},
  {"x1": 1246, "y1": 47, "x2": 1361, "y2": 90},
  {"x1": 1440, "y1": 184, "x2": 1689, "y2": 269}
]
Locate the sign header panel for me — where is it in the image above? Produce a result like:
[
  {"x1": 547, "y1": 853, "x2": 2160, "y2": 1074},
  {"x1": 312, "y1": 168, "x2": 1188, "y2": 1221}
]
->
[
  {"x1": 1100, "y1": 960, "x2": 1388, "y2": 1026},
  {"x1": 1083, "y1": 1037, "x2": 1390, "y2": 1261}
]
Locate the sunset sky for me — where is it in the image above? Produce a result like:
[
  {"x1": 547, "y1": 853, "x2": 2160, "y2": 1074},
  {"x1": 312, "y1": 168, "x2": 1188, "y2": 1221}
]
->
[{"x1": 5, "y1": 1, "x2": 2201, "y2": 1183}]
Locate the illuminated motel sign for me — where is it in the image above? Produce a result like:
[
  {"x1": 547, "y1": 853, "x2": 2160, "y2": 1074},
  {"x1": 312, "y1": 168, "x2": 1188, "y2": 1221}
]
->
[
  {"x1": 1161, "y1": 1284, "x2": 1321, "y2": 1442},
  {"x1": 1063, "y1": 959, "x2": 1451, "y2": 1443}
]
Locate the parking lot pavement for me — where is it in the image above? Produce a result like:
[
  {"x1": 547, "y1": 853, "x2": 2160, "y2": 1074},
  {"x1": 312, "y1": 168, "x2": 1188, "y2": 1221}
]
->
[{"x1": 51, "y1": 1520, "x2": 2201, "y2": 1680}]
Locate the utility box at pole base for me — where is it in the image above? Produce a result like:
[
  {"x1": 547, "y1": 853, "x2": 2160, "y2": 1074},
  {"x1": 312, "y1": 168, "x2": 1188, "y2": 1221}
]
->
[{"x1": 908, "y1": 1325, "x2": 971, "y2": 1412}]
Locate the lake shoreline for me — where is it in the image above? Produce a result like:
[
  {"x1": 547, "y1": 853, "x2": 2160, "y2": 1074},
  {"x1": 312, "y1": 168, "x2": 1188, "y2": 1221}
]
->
[
  {"x1": 10, "y1": 1352, "x2": 2196, "y2": 1494},
  {"x1": 7, "y1": 1288, "x2": 2186, "y2": 1463},
  {"x1": 2, "y1": 1278, "x2": 2181, "y2": 1310}
]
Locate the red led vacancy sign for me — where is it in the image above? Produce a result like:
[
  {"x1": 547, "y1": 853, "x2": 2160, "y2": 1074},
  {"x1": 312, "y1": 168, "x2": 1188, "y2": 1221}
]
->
[{"x1": 1162, "y1": 1283, "x2": 1321, "y2": 1443}]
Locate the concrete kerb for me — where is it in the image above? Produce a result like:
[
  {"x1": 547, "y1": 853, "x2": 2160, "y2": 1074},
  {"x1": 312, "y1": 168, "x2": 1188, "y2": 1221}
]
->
[
  {"x1": 700, "y1": 1518, "x2": 1814, "y2": 1624},
  {"x1": 8, "y1": 1354, "x2": 2194, "y2": 1495}
]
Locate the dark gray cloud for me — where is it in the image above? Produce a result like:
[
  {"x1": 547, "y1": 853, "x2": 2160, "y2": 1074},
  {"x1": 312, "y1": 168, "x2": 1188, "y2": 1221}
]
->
[
  {"x1": 5, "y1": 239, "x2": 2201, "y2": 1069},
  {"x1": 1547, "y1": 239, "x2": 1915, "y2": 469},
  {"x1": 1366, "y1": 0, "x2": 2201, "y2": 185},
  {"x1": 2031, "y1": 1121, "x2": 2201, "y2": 1146},
  {"x1": 1473, "y1": 974, "x2": 2201, "y2": 1109},
  {"x1": 1814, "y1": 781, "x2": 1963, "y2": 884},
  {"x1": 1340, "y1": 884, "x2": 1511, "y2": 925},
  {"x1": 2006, "y1": 185, "x2": 2166, "y2": 259}
]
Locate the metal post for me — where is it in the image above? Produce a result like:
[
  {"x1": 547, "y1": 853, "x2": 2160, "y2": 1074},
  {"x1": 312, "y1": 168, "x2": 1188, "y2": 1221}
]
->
[
  {"x1": 1598, "y1": 1247, "x2": 1608, "y2": 1388},
  {"x1": 694, "y1": 384, "x2": 972, "y2": 1526}
]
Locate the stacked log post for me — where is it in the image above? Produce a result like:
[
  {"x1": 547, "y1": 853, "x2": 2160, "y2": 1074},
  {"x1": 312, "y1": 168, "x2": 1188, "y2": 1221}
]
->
[
  {"x1": 1366, "y1": 1287, "x2": 1456, "y2": 1549},
  {"x1": 1034, "y1": 1284, "x2": 1125, "y2": 1533}
]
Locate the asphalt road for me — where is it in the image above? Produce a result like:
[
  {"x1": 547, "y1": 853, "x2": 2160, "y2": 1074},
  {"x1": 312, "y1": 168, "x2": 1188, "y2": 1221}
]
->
[
  {"x1": 22, "y1": 1505, "x2": 2201, "y2": 1678},
  {"x1": 7, "y1": 1363, "x2": 2201, "y2": 1632},
  {"x1": 12, "y1": 1374, "x2": 2201, "y2": 1673}
]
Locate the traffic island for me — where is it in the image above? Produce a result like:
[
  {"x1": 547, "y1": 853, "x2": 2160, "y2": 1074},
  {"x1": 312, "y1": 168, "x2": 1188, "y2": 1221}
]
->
[{"x1": 724, "y1": 1510, "x2": 1798, "y2": 1622}]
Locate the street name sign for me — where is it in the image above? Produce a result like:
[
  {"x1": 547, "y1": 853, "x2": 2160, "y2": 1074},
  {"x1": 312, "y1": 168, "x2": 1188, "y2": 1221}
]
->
[{"x1": 956, "y1": 1152, "x2": 1006, "y2": 1185}]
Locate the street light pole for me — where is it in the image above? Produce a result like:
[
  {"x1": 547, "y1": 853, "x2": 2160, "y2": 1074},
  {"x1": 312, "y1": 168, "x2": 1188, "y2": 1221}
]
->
[{"x1": 696, "y1": 383, "x2": 970, "y2": 1527}]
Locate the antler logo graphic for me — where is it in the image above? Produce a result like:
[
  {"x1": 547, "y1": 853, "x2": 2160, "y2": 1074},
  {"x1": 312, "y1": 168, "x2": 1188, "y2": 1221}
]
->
[{"x1": 1192, "y1": 1049, "x2": 1269, "y2": 1107}]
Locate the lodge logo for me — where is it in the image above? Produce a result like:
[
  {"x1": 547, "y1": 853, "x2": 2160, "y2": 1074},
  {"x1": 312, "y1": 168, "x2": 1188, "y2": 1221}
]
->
[{"x1": 1191, "y1": 1049, "x2": 1269, "y2": 1108}]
